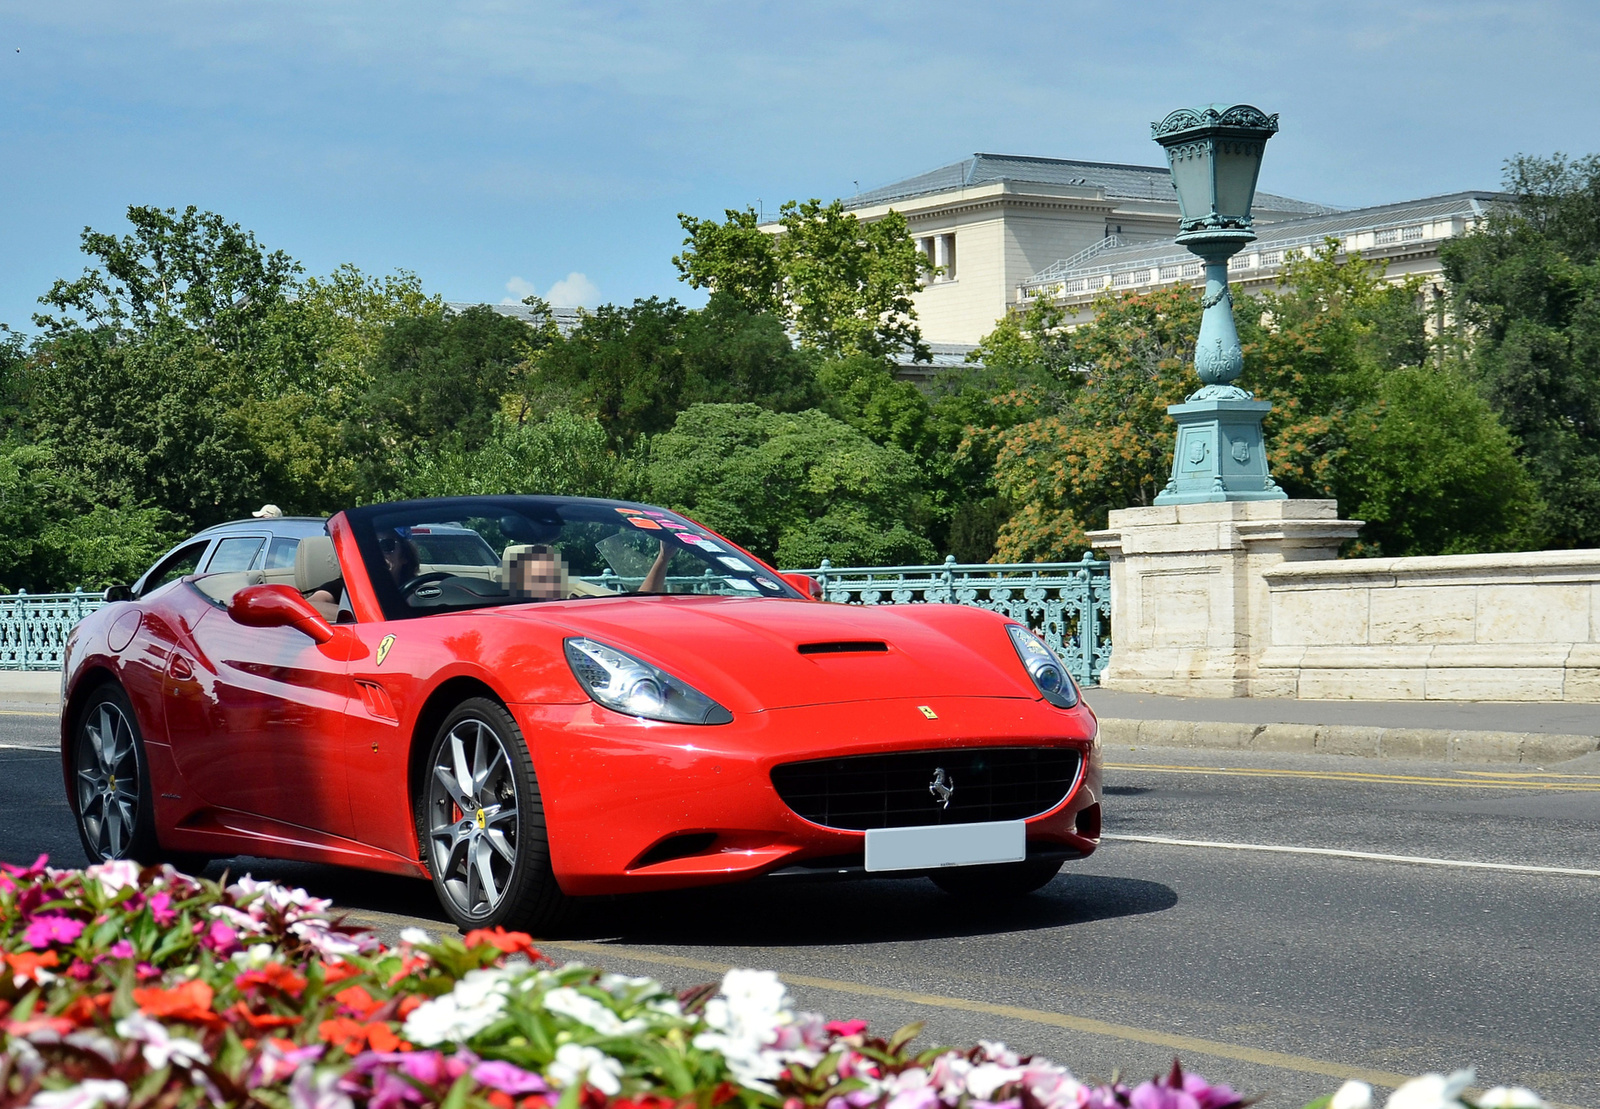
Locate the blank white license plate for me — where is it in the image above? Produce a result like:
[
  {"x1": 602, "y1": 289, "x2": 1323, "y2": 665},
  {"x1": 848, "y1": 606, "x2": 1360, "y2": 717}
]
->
[{"x1": 864, "y1": 820, "x2": 1026, "y2": 872}]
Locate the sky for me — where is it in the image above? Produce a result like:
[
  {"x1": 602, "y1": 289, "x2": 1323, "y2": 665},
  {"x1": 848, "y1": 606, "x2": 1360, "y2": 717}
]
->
[{"x1": 3, "y1": 1, "x2": 1599, "y2": 332}]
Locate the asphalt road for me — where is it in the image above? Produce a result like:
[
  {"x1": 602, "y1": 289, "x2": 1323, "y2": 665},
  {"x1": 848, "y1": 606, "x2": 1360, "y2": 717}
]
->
[{"x1": 5, "y1": 708, "x2": 1598, "y2": 1108}]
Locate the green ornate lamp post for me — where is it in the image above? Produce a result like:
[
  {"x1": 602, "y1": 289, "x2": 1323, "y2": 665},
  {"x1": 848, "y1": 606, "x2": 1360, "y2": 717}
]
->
[{"x1": 1151, "y1": 104, "x2": 1286, "y2": 504}]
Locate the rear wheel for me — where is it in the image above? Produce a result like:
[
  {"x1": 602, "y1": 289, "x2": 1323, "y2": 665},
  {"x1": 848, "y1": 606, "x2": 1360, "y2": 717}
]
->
[
  {"x1": 418, "y1": 698, "x2": 569, "y2": 932},
  {"x1": 71, "y1": 684, "x2": 159, "y2": 865},
  {"x1": 931, "y1": 857, "x2": 1063, "y2": 899}
]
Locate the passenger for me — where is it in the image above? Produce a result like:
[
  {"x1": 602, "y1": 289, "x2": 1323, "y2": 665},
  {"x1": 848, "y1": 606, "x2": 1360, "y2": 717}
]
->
[{"x1": 506, "y1": 544, "x2": 571, "y2": 600}]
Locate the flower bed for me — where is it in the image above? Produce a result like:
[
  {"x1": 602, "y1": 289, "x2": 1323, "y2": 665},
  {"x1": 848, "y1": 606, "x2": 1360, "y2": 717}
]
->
[{"x1": 0, "y1": 858, "x2": 1549, "y2": 1109}]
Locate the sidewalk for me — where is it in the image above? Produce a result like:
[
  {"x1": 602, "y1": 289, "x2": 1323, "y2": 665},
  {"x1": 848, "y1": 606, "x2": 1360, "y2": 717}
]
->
[
  {"x1": 1086, "y1": 688, "x2": 1600, "y2": 764},
  {"x1": 0, "y1": 671, "x2": 61, "y2": 712}
]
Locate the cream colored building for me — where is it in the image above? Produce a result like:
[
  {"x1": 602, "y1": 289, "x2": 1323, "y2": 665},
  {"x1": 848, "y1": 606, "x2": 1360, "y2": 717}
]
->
[
  {"x1": 823, "y1": 153, "x2": 1332, "y2": 345},
  {"x1": 822, "y1": 153, "x2": 1495, "y2": 348}
]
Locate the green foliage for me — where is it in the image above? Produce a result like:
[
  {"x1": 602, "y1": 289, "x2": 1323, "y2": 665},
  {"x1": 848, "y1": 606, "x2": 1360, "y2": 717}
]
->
[
  {"x1": 648, "y1": 403, "x2": 935, "y2": 568},
  {"x1": 396, "y1": 409, "x2": 648, "y2": 501},
  {"x1": 0, "y1": 441, "x2": 172, "y2": 590},
  {"x1": 675, "y1": 199, "x2": 930, "y2": 361},
  {"x1": 344, "y1": 305, "x2": 539, "y2": 497},
  {"x1": 1441, "y1": 153, "x2": 1600, "y2": 546}
]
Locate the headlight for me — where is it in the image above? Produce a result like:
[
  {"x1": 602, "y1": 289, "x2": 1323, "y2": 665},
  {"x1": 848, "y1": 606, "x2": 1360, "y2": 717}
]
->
[
  {"x1": 563, "y1": 637, "x2": 733, "y2": 725},
  {"x1": 1005, "y1": 624, "x2": 1080, "y2": 709}
]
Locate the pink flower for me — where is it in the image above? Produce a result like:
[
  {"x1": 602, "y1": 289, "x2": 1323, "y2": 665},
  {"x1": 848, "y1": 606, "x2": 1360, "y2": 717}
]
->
[
  {"x1": 473, "y1": 1061, "x2": 548, "y2": 1095},
  {"x1": 201, "y1": 920, "x2": 240, "y2": 955},
  {"x1": 135, "y1": 963, "x2": 161, "y2": 981},
  {"x1": 108, "y1": 941, "x2": 134, "y2": 959},
  {"x1": 398, "y1": 1052, "x2": 449, "y2": 1087},
  {"x1": 146, "y1": 893, "x2": 175, "y2": 926},
  {"x1": 1129, "y1": 1083, "x2": 1197, "y2": 1109},
  {"x1": 826, "y1": 1019, "x2": 870, "y2": 1037},
  {"x1": 66, "y1": 962, "x2": 92, "y2": 981},
  {"x1": 369, "y1": 1070, "x2": 424, "y2": 1109},
  {"x1": 887, "y1": 1090, "x2": 941, "y2": 1109},
  {"x1": 24, "y1": 915, "x2": 85, "y2": 949},
  {"x1": 250, "y1": 1041, "x2": 326, "y2": 1086},
  {"x1": 2, "y1": 854, "x2": 50, "y2": 880}
]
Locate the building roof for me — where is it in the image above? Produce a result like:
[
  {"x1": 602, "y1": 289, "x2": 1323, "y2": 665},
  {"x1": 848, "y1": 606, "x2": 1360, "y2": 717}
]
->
[
  {"x1": 446, "y1": 301, "x2": 585, "y2": 336},
  {"x1": 1020, "y1": 190, "x2": 1503, "y2": 293},
  {"x1": 845, "y1": 153, "x2": 1335, "y2": 216}
]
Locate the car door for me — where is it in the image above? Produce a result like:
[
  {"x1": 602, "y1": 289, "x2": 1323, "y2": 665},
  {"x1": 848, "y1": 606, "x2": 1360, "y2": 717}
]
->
[{"x1": 159, "y1": 580, "x2": 354, "y2": 838}]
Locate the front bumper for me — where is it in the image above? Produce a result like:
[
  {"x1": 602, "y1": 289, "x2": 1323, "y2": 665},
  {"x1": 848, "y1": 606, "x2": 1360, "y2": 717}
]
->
[{"x1": 513, "y1": 695, "x2": 1101, "y2": 896}]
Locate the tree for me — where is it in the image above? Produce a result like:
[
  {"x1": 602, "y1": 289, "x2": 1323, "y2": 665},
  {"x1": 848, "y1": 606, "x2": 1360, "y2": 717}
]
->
[
  {"x1": 397, "y1": 408, "x2": 647, "y2": 502},
  {"x1": 674, "y1": 199, "x2": 931, "y2": 361},
  {"x1": 1440, "y1": 153, "x2": 1600, "y2": 547},
  {"x1": 648, "y1": 403, "x2": 935, "y2": 568}
]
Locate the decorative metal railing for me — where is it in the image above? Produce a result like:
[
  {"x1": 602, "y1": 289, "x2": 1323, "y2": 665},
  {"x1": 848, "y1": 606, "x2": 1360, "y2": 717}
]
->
[
  {"x1": 0, "y1": 590, "x2": 107, "y2": 671},
  {"x1": 782, "y1": 554, "x2": 1111, "y2": 686}
]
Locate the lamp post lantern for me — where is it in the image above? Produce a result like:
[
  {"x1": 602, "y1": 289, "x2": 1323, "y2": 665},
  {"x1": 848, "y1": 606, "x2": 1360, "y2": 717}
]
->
[{"x1": 1151, "y1": 104, "x2": 1286, "y2": 504}]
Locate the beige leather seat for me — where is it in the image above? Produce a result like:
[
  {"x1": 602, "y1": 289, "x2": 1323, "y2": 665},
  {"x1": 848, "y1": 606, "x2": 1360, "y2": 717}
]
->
[{"x1": 295, "y1": 536, "x2": 344, "y2": 621}]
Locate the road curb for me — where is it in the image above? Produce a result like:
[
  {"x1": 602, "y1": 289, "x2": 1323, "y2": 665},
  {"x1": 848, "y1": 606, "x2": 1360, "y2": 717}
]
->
[{"x1": 1096, "y1": 716, "x2": 1600, "y2": 764}]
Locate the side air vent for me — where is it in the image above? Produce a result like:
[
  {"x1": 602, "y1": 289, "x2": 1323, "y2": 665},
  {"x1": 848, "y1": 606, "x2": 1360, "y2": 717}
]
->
[{"x1": 798, "y1": 641, "x2": 889, "y2": 655}]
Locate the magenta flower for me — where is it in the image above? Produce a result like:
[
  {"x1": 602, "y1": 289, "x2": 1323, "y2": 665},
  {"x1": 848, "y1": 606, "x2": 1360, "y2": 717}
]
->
[
  {"x1": 146, "y1": 892, "x2": 175, "y2": 926},
  {"x1": 201, "y1": 920, "x2": 240, "y2": 955},
  {"x1": 473, "y1": 1061, "x2": 549, "y2": 1095},
  {"x1": 826, "y1": 1019, "x2": 870, "y2": 1037},
  {"x1": 24, "y1": 914, "x2": 85, "y2": 948},
  {"x1": 109, "y1": 940, "x2": 134, "y2": 959},
  {"x1": 2, "y1": 853, "x2": 50, "y2": 880},
  {"x1": 399, "y1": 1052, "x2": 449, "y2": 1086},
  {"x1": 1130, "y1": 1084, "x2": 1197, "y2": 1109},
  {"x1": 370, "y1": 1070, "x2": 426, "y2": 1109}
]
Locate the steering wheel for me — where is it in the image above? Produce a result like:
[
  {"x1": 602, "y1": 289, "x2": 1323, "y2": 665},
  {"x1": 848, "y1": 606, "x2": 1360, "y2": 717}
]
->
[{"x1": 399, "y1": 571, "x2": 453, "y2": 597}]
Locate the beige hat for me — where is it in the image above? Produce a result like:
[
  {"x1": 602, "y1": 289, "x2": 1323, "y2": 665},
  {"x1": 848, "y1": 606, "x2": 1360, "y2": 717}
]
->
[{"x1": 251, "y1": 504, "x2": 284, "y2": 519}]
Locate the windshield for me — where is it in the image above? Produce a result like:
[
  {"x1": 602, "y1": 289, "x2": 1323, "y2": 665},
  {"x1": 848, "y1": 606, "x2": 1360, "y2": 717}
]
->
[{"x1": 345, "y1": 497, "x2": 802, "y2": 620}]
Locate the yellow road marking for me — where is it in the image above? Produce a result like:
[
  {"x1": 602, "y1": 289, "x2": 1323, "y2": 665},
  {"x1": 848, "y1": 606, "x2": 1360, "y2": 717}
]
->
[
  {"x1": 1105, "y1": 762, "x2": 1600, "y2": 791},
  {"x1": 0, "y1": 710, "x2": 56, "y2": 718}
]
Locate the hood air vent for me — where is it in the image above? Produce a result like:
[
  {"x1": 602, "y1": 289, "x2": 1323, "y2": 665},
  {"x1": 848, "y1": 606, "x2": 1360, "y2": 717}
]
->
[{"x1": 798, "y1": 640, "x2": 889, "y2": 655}]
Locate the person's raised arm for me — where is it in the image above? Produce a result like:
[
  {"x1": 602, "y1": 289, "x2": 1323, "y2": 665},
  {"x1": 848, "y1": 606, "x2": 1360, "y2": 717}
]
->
[{"x1": 639, "y1": 541, "x2": 672, "y2": 593}]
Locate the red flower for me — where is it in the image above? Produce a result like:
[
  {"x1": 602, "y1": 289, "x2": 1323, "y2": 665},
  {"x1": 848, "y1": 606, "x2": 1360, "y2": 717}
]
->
[
  {"x1": 319, "y1": 960, "x2": 362, "y2": 985},
  {"x1": 4, "y1": 950, "x2": 59, "y2": 985},
  {"x1": 825, "y1": 1019, "x2": 869, "y2": 1037},
  {"x1": 335, "y1": 985, "x2": 384, "y2": 1020},
  {"x1": 318, "y1": 1017, "x2": 407, "y2": 1055},
  {"x1": 397, "y1": 995, "x2": 424, "y2": 1018},
  {"x1": 235, "y1": 962, "x2": 309, "y2": 998},
  {"x1": 227, "y1": 1002, "x2": 303, "y2": 1031},
  {"x1": 133, "y1": 979, "x2": 218, "y2": 1025},
  {"x1": 386, "y1": 954, "x2": 430, "y2": 987},
  {"x1": 462, "y1": 927, "x2": 541, "y2": 959},
  {"x1": 62, "y1": 994, "x2": 114, "y2": 1026}
]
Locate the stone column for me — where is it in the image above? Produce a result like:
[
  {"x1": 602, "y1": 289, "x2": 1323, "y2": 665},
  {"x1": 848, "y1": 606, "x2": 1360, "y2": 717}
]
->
[{"x1": 1086, "y1": 500, "x2": 1362, "y2": 697}]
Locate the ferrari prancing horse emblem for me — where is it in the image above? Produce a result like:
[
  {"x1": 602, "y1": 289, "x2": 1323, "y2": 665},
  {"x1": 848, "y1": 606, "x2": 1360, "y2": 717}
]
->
[
  {"x1": 929, "y1": 768, "x2": 954, "y2": 809},
  {"x1": 918, "y1": 705, "x2": 938, "y2": 719},
  {"x1": 376, "y1": 634, "x2": 396, "y2": 666}
]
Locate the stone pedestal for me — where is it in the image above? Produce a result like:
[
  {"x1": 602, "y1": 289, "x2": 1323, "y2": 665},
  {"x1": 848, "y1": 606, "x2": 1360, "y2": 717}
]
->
[{"x1": 1087, "y1": 500, "x2": 1363, "y2": 697}]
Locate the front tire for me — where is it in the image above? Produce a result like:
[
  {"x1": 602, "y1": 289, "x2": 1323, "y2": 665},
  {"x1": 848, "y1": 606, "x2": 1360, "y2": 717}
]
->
[
  {"x1": 418, "y1": 698, "x2": 569, "y2": 932},
  {"x1": 71, "y1": 684, "x2": 159, "y2": 864},
  {"x1": 931, "y1": 857, "x2": 1063, "y2": 899}
]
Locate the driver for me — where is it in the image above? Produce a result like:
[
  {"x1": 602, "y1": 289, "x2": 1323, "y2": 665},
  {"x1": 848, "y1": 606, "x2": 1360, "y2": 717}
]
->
[{"x1": 380, "y1": 533, "x2": 421, "y2": 587}]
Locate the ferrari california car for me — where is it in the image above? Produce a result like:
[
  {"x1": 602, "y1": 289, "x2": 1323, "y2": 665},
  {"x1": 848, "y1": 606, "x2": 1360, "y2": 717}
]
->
[{"x1": 60, "y1": 496, "x2": 1101, "y2": 930}]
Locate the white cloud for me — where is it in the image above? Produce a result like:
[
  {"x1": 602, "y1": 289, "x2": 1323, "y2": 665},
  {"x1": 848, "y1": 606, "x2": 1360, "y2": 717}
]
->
[
  {"x1": 501, "y1": 275, "x2": 537, "y2": 304},
  {"x1": 544, "y1": 272, "x2": 600, "y2": 307},
  {"x1": 501, "y1": 272, "x2": 599, "y2": 308}
]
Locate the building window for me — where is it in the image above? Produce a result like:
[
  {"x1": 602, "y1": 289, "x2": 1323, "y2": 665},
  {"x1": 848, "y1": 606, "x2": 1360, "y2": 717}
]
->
[
  {"x1": 933, "y1": 233, "x2": 956, "y2": 281},
  {"x1": 916, "y1": 237, "x2": 936, "y2": 283}
]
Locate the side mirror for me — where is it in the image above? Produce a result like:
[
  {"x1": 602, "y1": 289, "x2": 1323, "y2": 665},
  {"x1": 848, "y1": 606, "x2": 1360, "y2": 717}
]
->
[
  {"x1": 780, "y1": 573, "x2": 823, "y2": 600},
  {"x1": 228, "y1": 584, "x2": 335, "y2": 644},
  {"x1": 102, "y1": 585, "x2": 132, "y2": 602}
]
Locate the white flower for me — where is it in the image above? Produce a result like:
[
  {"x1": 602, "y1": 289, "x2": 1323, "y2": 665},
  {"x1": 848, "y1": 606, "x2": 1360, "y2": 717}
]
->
[
  {"x1": 543, "y1": 987, "x2": 646, "y2": 1036},
  {"x1": 1387, "y1": 1071, "x2": 1476, "y2": 1109},
  {"x1": 290, "y1": 1066, "x2": 353, "y2": 1109},
  {"x1": 547, "y1": 1043, "x2": 623, "y2": 1095},
  {"x1": 232, "y1": 944, "x2": 276, "y2": 969},
  {"x1": 1022, "y1": 1060, "x2": 1087, "y2": 1109},
  {"x1": 966, "y1": 1063, "x2": 1024, "y2": 1101},
  {"x1": 84, "y1": 861, "x2": 141, "y2": 895},
  {"x1": 114, "y1": 1013, "x2": 209, "y2": 1070},
  {"x1": 600, "y1": 973, "x2": 656, "y2": 992},
  {"x1": 27, "y1": 1079, "x2": 129, "y2": 1109},
  {"x1": 400, "y1": 927, "x2": 432, "y2": 946},
  {"x1": 402, "y1": 968, "x2": 515, "y2": 1045},
  {"x1": 1476, "y1": 1088, "x2": 1547, "y2": 1109},
  {"x1": 980, "y1": 1041, "x2": 1020, "y2": 1066},
  {"x1": 288, "y1": 921, "x2": 373, "y2": 958},
  {"x1": 1332, "y1": 1081, "x2": 1375, "y2": 1109}
]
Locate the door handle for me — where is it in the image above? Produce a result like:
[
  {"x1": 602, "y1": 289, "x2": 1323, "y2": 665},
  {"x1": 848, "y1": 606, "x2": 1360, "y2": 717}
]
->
[{"x1": 168, "y1": 653, "x2": 194, "y2": 680}]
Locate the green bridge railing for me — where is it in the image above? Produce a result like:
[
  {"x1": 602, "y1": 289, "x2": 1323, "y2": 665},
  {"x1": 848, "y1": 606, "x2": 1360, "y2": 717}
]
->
[
  {"x1": 2, "y1": 555, "x2": 1114, "y2": 684},
  {"x1": 783, "y1": 554, "x2": 1111, "y2": 686}
]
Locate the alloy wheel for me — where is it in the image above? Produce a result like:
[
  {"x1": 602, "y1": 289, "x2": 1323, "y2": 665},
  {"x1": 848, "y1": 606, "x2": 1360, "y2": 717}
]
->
[
  {"x1": 425, "y1": 716, "x2": 521, "y2": 919},
  {"x1": 75, "y1": 700, "x2": 142, "y2": 860}
]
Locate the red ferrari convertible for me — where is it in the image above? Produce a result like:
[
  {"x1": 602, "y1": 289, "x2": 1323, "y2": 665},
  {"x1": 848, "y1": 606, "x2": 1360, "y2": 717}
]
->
[{"x1": 60, "y1": 496, "x2": 1101, "y2": 930}]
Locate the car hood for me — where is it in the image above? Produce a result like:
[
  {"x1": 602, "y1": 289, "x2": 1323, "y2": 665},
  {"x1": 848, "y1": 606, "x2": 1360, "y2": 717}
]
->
[{"x1": 498, "y1": 595, "x2": 1037, "y2": 712}]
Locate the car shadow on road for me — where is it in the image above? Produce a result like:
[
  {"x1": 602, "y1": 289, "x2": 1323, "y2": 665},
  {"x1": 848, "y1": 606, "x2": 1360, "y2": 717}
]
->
[
  {"x1": 200, "y1": 857, "x2": 1176, "y2": 947},
  {"x1": 574, "y1": 872, "x2": 1177, "y2": 947}
]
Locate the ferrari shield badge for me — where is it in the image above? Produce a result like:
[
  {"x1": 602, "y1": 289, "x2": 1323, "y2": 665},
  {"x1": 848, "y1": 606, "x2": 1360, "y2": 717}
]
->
[
  {"x1": 918, "y1": 705, "x2": 938, "y2": 719},
  {"x1": 376, "y1": 634, "x2": 396, "y2": 667}
]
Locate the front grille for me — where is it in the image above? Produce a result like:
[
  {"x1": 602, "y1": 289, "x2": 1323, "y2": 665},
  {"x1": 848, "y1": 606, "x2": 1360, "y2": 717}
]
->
[{"x1": 770, "y1": 746, "x2": 1081, "y2": 831}]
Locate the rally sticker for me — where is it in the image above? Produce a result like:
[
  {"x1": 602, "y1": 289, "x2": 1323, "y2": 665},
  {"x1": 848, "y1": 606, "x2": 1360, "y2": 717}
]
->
[
  {"x1": 628, "y1": 518, "x2": 663, "y2": 530},
  {"x1": 754, "y1": 577, "x2": 781, "y2": 591},
  {"x1": 616, "y1": 507, "x2": 645, "y2": 516},
  {"x1": 718, "y1": 556, "x2": 755, "y2": 572},
  {"x1": 694, "y1": 540, "x2": 725, "y2": 552},
  {"x1": 726, "y1": 578, "x2": 759, "y2": 592}
]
